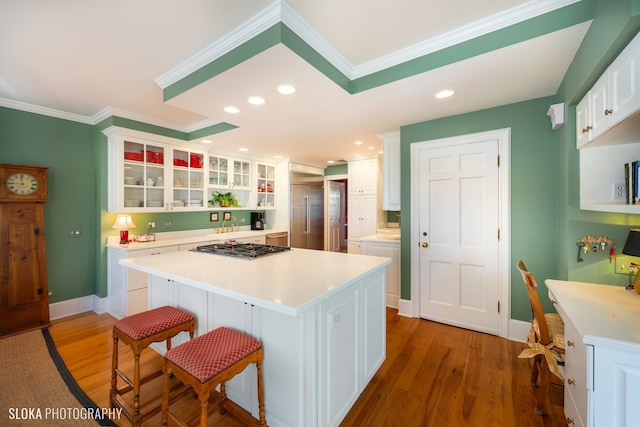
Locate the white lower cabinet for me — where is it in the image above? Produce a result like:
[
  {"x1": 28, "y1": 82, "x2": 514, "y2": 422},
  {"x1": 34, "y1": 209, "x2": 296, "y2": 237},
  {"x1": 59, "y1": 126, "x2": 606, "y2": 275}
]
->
[
  {"x1": 361, "y1": 239, "x2": 400, "y2": 308},
  {"x1": 146, "y1": 268, "x2": 386, "y2": 427},
  {"x1": 563, "y1": 316, "x2": 589, "y2": 427},
  {"x1": 107, "y1": 245, "x2": 179, "y2": 319}
]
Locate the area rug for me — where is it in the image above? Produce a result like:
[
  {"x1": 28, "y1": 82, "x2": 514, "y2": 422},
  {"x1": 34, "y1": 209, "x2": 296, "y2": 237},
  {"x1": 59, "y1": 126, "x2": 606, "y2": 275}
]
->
[{"x1": 0, "y1": 328, "x2": 117, "y2": 426}]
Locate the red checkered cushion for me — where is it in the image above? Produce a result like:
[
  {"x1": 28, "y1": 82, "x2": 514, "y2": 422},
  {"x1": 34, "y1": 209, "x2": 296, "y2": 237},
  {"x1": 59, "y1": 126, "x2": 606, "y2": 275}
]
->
[
  {"x1": 165, "y1": 327, "x2": 262, "y2": 383},
  {"x1": 114, "y1": 306, "x2": 194, "y2": 341}
]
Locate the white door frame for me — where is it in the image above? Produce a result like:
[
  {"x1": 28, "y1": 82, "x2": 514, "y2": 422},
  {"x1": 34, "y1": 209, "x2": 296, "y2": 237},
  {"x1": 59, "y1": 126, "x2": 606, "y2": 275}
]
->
[{"x1": 409, "y1": 128, "x2": 511, "y2": 338}]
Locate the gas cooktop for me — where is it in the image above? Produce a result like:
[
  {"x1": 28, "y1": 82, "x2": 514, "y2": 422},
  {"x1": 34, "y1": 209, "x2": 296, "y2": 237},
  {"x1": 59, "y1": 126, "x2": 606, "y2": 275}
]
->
[{"x1": 193, "y1": 242, "x2": 290, "y2": 259}]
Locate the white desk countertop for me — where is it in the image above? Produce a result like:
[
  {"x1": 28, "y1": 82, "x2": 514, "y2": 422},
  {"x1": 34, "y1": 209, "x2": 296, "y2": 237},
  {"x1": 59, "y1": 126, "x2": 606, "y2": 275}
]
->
[{"x1": 545, "y1": 279, "x2": 640, "y2": 347}]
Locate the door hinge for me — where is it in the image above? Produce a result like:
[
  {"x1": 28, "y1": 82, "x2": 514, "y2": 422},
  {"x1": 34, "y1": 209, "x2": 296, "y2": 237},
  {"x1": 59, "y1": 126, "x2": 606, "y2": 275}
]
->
[
  {"x1": 497, "y1": 154, "x2": 500, "y2": 167},
  {"x1": 34, "y1": 228, "x2": 40, "y2": 236},
  {"x1": 37, "y1": 288, "x2": 43, "y2": 295},
  {"x1": 497, "y1": 300, "x2": 500, "y2": 313},
  {"x1": 497, "y1": 227, "x2": 500, "y2": 241}
]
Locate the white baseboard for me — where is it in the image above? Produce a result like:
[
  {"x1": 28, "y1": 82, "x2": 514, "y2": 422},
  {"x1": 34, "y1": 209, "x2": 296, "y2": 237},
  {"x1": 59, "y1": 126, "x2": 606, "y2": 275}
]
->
[
  {"x1": 394, "y1": 298, "x2": 531, "y2": 343},
  {"x1": 397, "y1": 299, "x2": 414, "y2": 317},
  {"x1": 49, "y1": 295, "x2": 110, "y2": 321}
]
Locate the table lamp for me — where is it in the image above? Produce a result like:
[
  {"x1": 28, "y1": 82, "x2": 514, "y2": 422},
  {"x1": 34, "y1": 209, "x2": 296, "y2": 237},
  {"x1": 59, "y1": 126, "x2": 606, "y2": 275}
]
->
[
  {"x1": 112, "y1": 214, "x2": 136, "y2": 244},
  {"x1": 621, "y1": 228, "x2": 640, "y2": 293}
]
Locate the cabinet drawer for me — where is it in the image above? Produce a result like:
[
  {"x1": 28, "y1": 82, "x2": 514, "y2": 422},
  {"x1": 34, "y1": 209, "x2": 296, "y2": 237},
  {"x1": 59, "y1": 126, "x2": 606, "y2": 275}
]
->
[{"x1": 564, "y1": 317, "x2": 588, "y2": 426}]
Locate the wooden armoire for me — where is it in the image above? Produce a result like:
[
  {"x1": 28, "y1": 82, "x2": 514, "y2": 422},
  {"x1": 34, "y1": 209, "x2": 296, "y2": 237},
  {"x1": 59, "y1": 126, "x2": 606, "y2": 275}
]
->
[{"x1": 0, "y1": 164, "x2": 50, "y2": 337}]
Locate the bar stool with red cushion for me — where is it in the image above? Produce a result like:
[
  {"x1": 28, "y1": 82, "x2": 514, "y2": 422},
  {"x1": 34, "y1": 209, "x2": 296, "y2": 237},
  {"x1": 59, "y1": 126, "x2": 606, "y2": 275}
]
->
[
  {"x1": 111, "y1": 305, "x2": 196, "y2": 427},
  {"x1": 161, "y1": 326, "x2": 266, "y2": 426}
]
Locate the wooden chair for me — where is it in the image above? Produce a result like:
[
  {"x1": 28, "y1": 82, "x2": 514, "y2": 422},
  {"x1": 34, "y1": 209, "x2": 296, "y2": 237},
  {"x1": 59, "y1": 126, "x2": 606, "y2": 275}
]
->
[
  {"x1": 516, "y1": 260, "x2": 565, "y2": 416},
  {"x1": 110, "y1": 305, "x2": 196, "y2": 426},
  {"x1": 161, "y1": 326, "x2": 267, "y2": 426}
]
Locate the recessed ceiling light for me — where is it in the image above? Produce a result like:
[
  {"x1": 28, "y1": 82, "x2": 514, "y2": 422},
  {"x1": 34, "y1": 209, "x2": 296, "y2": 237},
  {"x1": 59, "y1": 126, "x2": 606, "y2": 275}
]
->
[
  {"x1": 224, "y1": 106, "x2": 240, "y2": 114},
  {"x1": 201, "y1": 139, "x2": 213, "y2": 144},
  {"x1": 355, "y1": 140, "x2": 363, "y2": 145},
  {"x1": 368, "y1": 146, "x2": 375, "y2": 150},
  {"x1": 239, "y1": 147, "x2": 249, "y2": 152},
  {"x1": 327, "y1": 160, "x2": 335, "y2": 164},
  {"x1": 248, "y1": 96, "x2": 265, "y2": 105},
  {"x1": 277, "y1": 84, "x2": 296, "y2": 95},
  {"x1": 274, "y1": 155, "x2": 282, "y2": 159},
  {"x1": 435, "y1": 89, "x2": 455, "y2": 99}
]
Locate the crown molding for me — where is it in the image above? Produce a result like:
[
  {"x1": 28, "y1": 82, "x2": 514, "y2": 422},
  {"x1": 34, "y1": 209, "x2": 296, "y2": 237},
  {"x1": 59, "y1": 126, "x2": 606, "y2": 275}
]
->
[
  {"x1": 0, "y1": 97, "x2": 94, "y2": 124},
  {"x1": 280, "y1": 1, "x2": 354, "y2": 79},
  {"x1": 155, "y1": 1, "x2": 282, "y2": 89},
  {"x1": 352, "y1": 0, "x2": 582, "y2": 78}
]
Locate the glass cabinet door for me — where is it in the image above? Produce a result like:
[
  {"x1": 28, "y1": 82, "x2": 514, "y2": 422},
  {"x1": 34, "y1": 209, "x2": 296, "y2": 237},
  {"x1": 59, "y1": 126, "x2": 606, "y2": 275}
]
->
[
  {"x1": 123, "y1": 140, "x2": 165, "y2": 209},
  {"x1": 173, "y1": 149, "x2": 205, "y2": 208},
  {"x1": 256, "y1": 162, "x2": 276, "y2": 208}
]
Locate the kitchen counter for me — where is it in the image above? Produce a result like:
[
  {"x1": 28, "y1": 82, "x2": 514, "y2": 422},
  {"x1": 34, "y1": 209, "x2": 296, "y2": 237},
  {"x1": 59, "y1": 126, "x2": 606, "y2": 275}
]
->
[
  {"x1": 120, "y1": 248, "x2": 390, "y2": 427},
  {"x1": 106, "y1": 227, "x2": 287, "y2": 250},
  {"x1": 120, "y1": 248, "x2": 389, "y2": 316},
  {"x1": 361, "y1": 227, "x2": 401, "y2": 242}
]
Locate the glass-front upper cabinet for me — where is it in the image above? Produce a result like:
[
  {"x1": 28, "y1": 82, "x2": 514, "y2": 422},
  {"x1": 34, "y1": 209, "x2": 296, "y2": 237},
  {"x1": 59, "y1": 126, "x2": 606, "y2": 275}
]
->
[
  {"x1": 208, "y1": 155, "x2": 251, "y2": 190},
  {"x1": 104, "y1": 126, "x2": 209, "y2": 212},
  {"x1": 172, "y1": 149, "x2": 205, "y2": 209},
  {"x1": 122, "y1": 140, "x2": 166, "y2": 210},
  {"x1": 256, "y1": 162, "x2": 276, "y2": 208}
]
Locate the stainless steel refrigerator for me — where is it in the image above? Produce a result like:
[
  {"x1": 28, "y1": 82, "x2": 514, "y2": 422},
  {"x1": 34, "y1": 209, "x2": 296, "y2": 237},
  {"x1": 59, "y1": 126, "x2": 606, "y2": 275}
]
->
[{"x1": 290, "y1": 172, "x2": 324, "y2": 250}]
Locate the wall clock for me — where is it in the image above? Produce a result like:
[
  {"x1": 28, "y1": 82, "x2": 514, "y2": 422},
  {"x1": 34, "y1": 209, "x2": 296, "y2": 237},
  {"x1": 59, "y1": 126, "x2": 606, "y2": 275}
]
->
[{"x1": 0, "y1": 163, "x2": 47, "y2": 202}]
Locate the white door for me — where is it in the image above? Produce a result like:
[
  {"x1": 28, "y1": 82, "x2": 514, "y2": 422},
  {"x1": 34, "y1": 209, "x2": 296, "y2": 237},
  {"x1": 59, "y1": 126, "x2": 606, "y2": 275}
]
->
[
  {"x1": 411, "y1": 129, "x2": 509, "y2": 336},
  {"x1": 328, "y1": 181, "x2": 344, "y2": 252}
]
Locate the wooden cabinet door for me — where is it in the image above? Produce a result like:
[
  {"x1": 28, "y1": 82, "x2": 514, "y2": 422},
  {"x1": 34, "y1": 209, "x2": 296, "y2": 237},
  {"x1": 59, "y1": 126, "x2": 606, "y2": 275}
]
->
[{"x1": 0, "y1": 203, "x2": 49, "y2": 336}]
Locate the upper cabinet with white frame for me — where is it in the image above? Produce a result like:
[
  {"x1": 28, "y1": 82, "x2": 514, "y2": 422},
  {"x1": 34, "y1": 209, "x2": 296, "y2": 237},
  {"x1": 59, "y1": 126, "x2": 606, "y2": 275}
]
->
[
  {"x1": 380, "y1": 131, "x2": 401, "y2": 211},
  {"x1": 576, "y1": 31, "x2": 640, "y2": 148},
  {"x1": 576, "y1": 31, "x2": 640, "y2": 214}
]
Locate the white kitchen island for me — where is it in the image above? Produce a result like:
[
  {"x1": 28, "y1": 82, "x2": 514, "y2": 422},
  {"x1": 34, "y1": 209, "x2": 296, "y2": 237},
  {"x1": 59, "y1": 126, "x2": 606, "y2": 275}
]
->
[{"x1": 120, "y1": 248, "x2": 390, "y2": 427}]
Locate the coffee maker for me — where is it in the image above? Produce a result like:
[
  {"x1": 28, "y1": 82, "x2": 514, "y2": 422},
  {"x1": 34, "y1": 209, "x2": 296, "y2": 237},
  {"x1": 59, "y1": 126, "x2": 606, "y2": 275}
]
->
[{"x1": 251, "y1": 212, "x2": 265, "y2": 230}]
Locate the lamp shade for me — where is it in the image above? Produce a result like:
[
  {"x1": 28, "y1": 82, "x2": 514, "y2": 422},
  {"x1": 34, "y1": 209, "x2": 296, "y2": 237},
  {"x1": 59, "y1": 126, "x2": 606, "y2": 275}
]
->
[
  {"x1": 112, "y1": 215, "x2": 136, "y2": 244},
  {"x1": 622, "y1": 229, "x2": 640, "y2": 257},
  {"x1": 112, "y1": 215, "x2": 136, "y2": 230}
]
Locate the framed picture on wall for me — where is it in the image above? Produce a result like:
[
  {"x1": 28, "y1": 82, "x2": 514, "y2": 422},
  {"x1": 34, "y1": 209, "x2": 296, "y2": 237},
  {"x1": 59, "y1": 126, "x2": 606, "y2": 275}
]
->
[{"x1": 210, "y1": 212, "x2": 219, "y2": 222}]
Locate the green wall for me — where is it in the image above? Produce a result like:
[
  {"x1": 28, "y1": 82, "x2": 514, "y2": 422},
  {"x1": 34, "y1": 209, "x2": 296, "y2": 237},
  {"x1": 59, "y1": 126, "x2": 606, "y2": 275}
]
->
[
  {"x1": 401, "y1": 97, "x2": 559, "y2": 321},
  {"x1": 0, "y1": 107, "x2": 96, "y2": 303}
]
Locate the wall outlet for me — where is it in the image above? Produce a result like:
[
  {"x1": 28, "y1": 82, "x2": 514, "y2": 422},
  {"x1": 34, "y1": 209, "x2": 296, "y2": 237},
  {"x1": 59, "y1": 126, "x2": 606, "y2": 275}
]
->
[
  {"x1": 615, "y1": 254, "x2": 636, "y2": 275},
  {"x1": 148, "y1": 222, "x2": 156, "y2": 229},
  {"x1": 613, "y1": 182, "x2": 626, "y2": 201}
]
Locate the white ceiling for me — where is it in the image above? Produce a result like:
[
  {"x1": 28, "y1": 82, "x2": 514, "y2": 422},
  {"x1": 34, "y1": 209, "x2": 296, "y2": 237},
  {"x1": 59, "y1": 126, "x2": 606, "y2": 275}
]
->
[{"x1": 0, "y1": 0, "x2": 590, "y2": 167}]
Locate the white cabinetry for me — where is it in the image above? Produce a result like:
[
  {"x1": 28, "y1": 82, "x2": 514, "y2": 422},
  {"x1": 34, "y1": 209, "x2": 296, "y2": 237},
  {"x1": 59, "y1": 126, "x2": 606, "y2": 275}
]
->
[
  {"x1": 546, "y1": 280, "x2": 640, "y2": 427},
  {"x1": 576, "y1": 32, "x2": 640, "y2": 213},
  {"x1": 104, "y1": 127, "x2": 208, "y2": 212},
  {"x1": 348, "y1": 158, "x2": 381, "y2": 254},
  {"x1": 380, "y1": 131, "x2": 401, "y2": 211},
  {"x1": 256, "y1": 162, "x2": 276, "y2": 209},
  {"x1": 107, "y1": 245, "x2": 179, "y2": 319},
  {"x1": 361, "y1": 238, "x2": 400, "y2": 308},
  {"x1": 207, "y1": 154, "x2": 252, "y2": 209},
  {"x1": 145, "y1": 265, "x2": 387, "y2": 427}
]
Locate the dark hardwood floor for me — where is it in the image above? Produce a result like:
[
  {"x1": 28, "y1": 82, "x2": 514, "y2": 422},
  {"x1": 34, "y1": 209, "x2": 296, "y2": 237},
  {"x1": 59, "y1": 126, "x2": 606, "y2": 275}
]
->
[{"x1": 49, "y1": 308, "x2": 566, "y2": 426}]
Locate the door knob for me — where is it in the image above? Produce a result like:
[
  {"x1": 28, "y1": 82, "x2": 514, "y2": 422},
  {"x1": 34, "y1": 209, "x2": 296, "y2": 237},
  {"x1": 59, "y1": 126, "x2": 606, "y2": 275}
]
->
[{"x1": 421, "y1": 242, "x2": 429, "y2": 248}]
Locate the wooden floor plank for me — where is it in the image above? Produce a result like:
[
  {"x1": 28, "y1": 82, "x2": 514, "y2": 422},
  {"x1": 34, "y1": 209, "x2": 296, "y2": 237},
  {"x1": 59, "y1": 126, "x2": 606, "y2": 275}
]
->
[{"x1": 49, "y1": 308, "x2": 567, "y2": 426}]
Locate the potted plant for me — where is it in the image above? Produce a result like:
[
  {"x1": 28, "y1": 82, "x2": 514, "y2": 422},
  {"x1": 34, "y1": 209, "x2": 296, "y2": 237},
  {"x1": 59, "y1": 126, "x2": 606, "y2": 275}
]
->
[{"x1": 209, "y1": 191, "x2": 240, "y2": 208}]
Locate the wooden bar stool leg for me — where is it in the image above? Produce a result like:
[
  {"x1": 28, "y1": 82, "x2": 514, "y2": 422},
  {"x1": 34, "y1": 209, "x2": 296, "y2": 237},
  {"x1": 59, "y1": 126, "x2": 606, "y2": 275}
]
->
[
  {"x1": 219, "y1": 382, "x2": 227, "y2": 414},
  {"x1": 199, "y1": 391, "x2": 210, "y2": 427},
  {"x1": 161, "y1": 360, "x2": 170, "y2": 427},
  {"x1": 257, "y1": 355, "x2": 266, "y2": 425},
  {"x1": 110, "y1": 333, "x2": 119, "y2": 408},
  {"x1": 132, "y1": 344, "x2": 141, "y2": 426}
]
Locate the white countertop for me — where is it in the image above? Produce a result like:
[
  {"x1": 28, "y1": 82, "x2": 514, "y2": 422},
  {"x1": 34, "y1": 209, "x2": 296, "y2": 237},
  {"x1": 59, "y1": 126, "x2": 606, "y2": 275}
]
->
[
  {"x1": 545, "y1": 279, "x2": 640, "y2": 347},
  {"x1": 107, "y1": 227, "x2": 287, "y2": 251},
  {"x1": 120, "y1": 249, "x2": 390, "y2": 316},
  {"x1": 361, "y1": 228, "x2": 401, "y2": 243}
]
